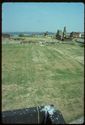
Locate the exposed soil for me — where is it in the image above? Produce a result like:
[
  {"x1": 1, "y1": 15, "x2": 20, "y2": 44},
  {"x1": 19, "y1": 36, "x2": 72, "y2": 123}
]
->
[{"x1": 69, "y1": 116, "x2": 84, "y2": 124}]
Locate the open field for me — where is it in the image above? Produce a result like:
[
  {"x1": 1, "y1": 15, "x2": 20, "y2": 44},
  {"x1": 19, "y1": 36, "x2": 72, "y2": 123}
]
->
[{"x1": 2, "y1": 39, "x2": 84, "y2": 123}]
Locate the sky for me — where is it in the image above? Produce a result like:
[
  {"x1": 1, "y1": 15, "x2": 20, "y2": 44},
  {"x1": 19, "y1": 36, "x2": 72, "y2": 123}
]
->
[{"x1": 2, "y1": 2, "x2": 84, "y2": 33}]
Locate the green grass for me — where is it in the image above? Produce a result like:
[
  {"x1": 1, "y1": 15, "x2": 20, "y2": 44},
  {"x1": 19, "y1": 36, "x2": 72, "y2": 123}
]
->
[{"x1": 2, "y1": 41, "x2": 84, "y2": 123}]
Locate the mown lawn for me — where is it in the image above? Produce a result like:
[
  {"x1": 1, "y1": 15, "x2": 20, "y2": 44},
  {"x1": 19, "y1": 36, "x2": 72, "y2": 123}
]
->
[{"x1": 2, "y1": 42, "x2": 84, "y2": 123}]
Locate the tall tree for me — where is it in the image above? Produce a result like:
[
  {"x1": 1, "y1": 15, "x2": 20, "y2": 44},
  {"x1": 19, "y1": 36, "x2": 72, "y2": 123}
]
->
[
  {"x1": 56, "y1": 30, "x2": 59, "y2": 38},
  {"x1": 56, "y1": 30, "x2": 62, "y2": 39},
  {"x1": 63, "y1": 26, "x2": 66, "y2": 38},
  {"x1": 44, "y1": 31, "x2": 48, "y2": 36}
]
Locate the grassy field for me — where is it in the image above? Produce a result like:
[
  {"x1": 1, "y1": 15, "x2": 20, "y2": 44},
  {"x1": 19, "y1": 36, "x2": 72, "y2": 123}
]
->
[{"x1": 2, "y1": 40, "x2": 84, "y2": 123}]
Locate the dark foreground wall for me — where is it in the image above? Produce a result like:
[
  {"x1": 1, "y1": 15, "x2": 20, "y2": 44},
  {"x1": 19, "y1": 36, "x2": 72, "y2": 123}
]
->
[{"x1": 2, "y1": 105, "x2": 65, "y2": 124}]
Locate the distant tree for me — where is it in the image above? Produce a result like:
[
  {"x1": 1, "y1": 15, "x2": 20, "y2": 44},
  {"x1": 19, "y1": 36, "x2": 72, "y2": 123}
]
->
[
  {"x1": 56, "y1": 30, "x2": 63, "y2": 40},
  {"x1": 56, "y1": 30, "x2": 59, "y2": 38},
  {"x1": 31, "y1": 33, "x2": 35, "y2": 37},
  {"x1": 63, "y1": 26, "x2": 66, "y2": 38},
  {"x1": 19, "y1": 34, "x2": 24, "y2": 37},
  {"x1": 2, "y1": 33, "x2": 10, "y2": 38},
  {"x1": 70, "y1": 32, "x2": 73, "y2": 38},
  {"x1": 44, "y1": 31, "x2": 48, "y2": 36}
]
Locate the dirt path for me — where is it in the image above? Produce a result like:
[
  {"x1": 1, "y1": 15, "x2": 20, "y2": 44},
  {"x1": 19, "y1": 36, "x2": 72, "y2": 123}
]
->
[{"x1": 69, "y1": 116, "x2": 84, "y2": 124}]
